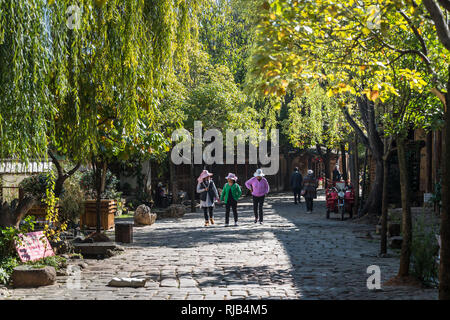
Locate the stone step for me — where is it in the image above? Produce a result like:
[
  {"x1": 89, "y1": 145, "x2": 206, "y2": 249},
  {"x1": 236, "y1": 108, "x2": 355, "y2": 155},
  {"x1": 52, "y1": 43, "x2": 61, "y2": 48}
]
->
[{"x1": 73, "y1": 242, "x2": 123, "y2": 256}]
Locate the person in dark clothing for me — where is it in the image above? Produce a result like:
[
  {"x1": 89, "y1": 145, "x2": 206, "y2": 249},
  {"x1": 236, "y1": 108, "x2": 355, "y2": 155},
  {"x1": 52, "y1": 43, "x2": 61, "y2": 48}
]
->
[
  {"x1": 155, "y1": 182, "x2": 167, "y2": 207},
  {"x1": 290, "y1": 167, "x2": 303, "y2": 204},
  {"x1": 303, "y1": 169, "x2": 318, "y2": 213},
  {"x1": 333, "y1": 165, "x2": 341, "y2": 182}
]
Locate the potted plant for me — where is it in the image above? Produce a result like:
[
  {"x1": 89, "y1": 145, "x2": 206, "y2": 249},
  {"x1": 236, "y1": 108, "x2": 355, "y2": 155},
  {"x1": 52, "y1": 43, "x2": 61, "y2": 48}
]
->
[{"x1": 79, "y1": 170, "x2": 121, "y2": 230}]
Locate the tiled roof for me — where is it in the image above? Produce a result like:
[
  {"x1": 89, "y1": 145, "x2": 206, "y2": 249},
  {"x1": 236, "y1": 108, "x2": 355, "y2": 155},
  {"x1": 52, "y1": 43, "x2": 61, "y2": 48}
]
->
[{"x1": 0, "y1": 159, "x2": 52, "y2": 174}]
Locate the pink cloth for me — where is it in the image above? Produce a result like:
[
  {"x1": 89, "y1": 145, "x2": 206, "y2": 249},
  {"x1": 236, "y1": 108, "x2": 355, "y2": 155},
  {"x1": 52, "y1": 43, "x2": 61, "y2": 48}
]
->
[
  {"x1": 245, "y1": 177, "x2": 270, "y2": 197},
  {"x1": 197, "y1": 170, "x2": 213, "y2": 183}
]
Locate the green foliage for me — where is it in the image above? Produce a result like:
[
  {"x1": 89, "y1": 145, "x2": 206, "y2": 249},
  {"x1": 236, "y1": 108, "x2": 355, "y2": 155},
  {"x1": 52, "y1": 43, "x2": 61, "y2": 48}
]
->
[
  {"x1": 0, "y1": 256, "x2": 19, "y2": 285},
  {"x1": 40, "y1": 169, "x2": 67, "y2": 242},
  {"x1": 246, "y1": 0, "x2": 448, "y2": 143},
  {"x1": 59, "y1": 174, "x2": 85, "y2": 223},
  {"x1": 283, "y1": 84, "x2": 345, "y2": 149},
  {"x1": 199, "y1": 0, "x2": 253, "y2": 85},
  {"x1": 0, "y1": 0, "x2": 53, "y2": 159},
  {"x1": 79, "y1": 169, "x2": 122, "y2": 201},
  {"x1": 19, "y1": 173, "x2": 52, "y2": 201},
  {"x1": 25, "y1": 255, "x2": 67, "y2": 270},
  {"x1": 181, "y1": 47, "x2": 256, "y2": 133},
  {"x1": 0, "y1": 215, "x2": 35, "y2": 284},
  {"x1": 0, "y1": 0, "x2": 204, "y2": 162},
  {"x1": 0, "y1": 216, "x2": 36, "y2": 257},
  {"x1": 410, "y1": 213, "x2": 439, "y2": 287}
]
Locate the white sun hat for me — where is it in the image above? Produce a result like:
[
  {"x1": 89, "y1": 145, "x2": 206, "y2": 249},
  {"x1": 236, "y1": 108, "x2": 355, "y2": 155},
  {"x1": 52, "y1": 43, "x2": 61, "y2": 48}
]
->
[
  {"x1": 254, "y1": 168, "x2": 265, "y2": 177},
  {"x1": 307, "y1": 169, "x2": 314, "y2": 175}
]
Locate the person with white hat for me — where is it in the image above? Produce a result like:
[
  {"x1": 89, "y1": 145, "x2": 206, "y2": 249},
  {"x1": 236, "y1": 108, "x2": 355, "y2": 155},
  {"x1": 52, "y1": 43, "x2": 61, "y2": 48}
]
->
[
  {"x1": 196, "y1": 169, "x2": 219, "y2": 227},
  {"x1": 220, "y1": 173, "x2": 242, "y2": 227},
  {"x1": 245, "y1": 168, "x2": 270, "y2": 224},
  {"x1": 303, "y1": 169, "x2": 318, "y2": 213}
]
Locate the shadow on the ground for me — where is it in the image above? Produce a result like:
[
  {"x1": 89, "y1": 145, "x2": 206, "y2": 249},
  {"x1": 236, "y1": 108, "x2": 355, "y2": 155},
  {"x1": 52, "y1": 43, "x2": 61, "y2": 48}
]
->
[{"x1": 119, "y1": 192, "x2": 435, "y2": 299}]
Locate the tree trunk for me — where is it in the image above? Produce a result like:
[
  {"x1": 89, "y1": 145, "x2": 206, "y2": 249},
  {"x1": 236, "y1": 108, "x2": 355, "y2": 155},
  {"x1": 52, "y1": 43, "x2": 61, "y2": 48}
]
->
[
  {"x1": 316, "y1": 145, "x2": 331, "y2": 188},
  {"x1": 190, "y1": 149, "x2": 196, "y2": 213},
  {"x1": 439, "y1": 72, "x2": 450, "y2": 300},
  {"x1": 343, "y1": 98, "x2": 384, "y2": 217},
  {"x1": 0, "y1": 196, "x2": 38, "y2": 228},
  {"x1": 285, "y1": 150, "x2": 292, "y2": 191},
  {"x1": 169, "y1": 158, "x2": 179, "y2": 204},
  {"x1": 380, "y1": 157, "x2": 389, "y2": 255},
  {"x1": 397, "y1": 138, "x2": 412, "y2": 277},
  {"x1": 426, "y1": 131, "x2": 433, "y2": 193},
  {"x1": 93, "y1": 159, "x2": 107, "y2": 234},
  {"x1": 352, "y1": 134, "x2": 360, "y2": 218},
  {"x1": 144, "y1": 160, "x2": 152, "y2": 201},
  {"x1": 360, "y1": 148, "x2": 368, "y2": 215},
  {"x1": 0, "y1": 152, "x2": 80, "y2": 229},
  {"x1": 48, "y1": 151, "x2": 81, "y2": 198},
  {"x1": 324, "y1": 149, "x2": 331, "y2": 186},
  {"x1": 361, "y1": 158, "x2": 384, "y2": 217},
  {"x1": 341, "y1": 143, "x2": 347, "y2": 181}
]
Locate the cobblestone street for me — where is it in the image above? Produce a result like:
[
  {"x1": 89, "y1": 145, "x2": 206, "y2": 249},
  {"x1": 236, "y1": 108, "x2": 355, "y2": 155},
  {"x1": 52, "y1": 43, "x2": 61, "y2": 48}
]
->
[{"x1": 2, "y1": 193, "x2": 438, "y2": 300}]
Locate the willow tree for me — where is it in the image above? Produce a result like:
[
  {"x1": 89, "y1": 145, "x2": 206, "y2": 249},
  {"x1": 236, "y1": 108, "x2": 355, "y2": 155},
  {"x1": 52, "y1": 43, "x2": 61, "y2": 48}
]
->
[
  {"x1": 0, "y1": 0, "x2": 57, "y2": 227},
  {"x1": 199, "y1": 0, "x2": 254, "y2": 85},
  {"x1": 0, "y1": 0, "x2": 204, "y2": 230},
  {"x1": 49, "y1": 0, "x2": 203, "y2": 233},
  {"x1": 0, "y1": 0, "x2": 53, "y2": 160},
  {"x1": 282, "y1": 84, "x2": 348, "y2": 183}
]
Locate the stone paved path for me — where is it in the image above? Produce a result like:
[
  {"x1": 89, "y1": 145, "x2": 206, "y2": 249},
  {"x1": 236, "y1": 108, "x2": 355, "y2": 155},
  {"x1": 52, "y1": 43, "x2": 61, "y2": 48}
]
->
[{"x1": 2, "y1": 193, "x2": 438, "y2": 300}]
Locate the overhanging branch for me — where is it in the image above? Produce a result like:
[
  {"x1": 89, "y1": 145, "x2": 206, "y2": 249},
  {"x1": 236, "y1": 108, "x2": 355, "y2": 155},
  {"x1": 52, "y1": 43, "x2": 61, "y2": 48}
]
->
[
  {"x1": 343, "y1": 107, "x2": 370, "y2": 149},
  {"x1": 423, "y1": 0, "x2": 450, "y2": 50}
]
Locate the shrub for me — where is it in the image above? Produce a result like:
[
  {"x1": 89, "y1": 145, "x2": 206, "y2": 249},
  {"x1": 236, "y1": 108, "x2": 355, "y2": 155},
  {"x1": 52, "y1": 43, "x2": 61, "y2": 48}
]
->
[
  {"x1": 0, "y1": 216, "x2": 36, "y2": 285},
  {"x1": 25, "y1": 255, "x2": 67, "y2": 270},
  {"x1": 410, "y1": 213, "x2": 439, "y2": 287},
  {"x1": 0, "y1": 256, "x2": 19, "y2": 285},
  {"x1": 0, "y1": 216, "x2": 36, "y2": 257},
  {"x1": 19, "y1": 173, "x2": 51, "y2": 200},
  {"x1": 59, "y1": 175, "x2": 85, "y2": 223},
  {"x1": 79, "y1": 169, "x2": 121, "y2": 200}
]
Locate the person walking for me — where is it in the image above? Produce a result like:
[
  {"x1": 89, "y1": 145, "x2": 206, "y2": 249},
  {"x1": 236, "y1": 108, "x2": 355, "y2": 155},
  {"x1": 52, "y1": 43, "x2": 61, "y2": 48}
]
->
[
  {"x1": 290, "y1": 167, "x2": 303, "y2": 204},
  {"x1": 220, "y1": 173, "x2": 242, "y2": 227},
  {"x1": 333, "y1": 165, "x2": 341, "y2": 182},
  {"x1": 196, "y1": 170, "x2": 219, "y2": 227},
  {"x1": 303, "y1": 169, "x2": 318, "y2": 213},
  {"x1": 245, "y1": 169, "x2": 270, "y2": 224}
]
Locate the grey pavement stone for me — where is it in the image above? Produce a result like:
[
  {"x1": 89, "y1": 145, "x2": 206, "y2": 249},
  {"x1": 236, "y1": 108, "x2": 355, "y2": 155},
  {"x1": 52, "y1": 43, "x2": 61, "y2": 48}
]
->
[
  {"x1": 160, "y1": 278, "x2": 178, "y2": 287},
  {"x1": 4, "y1": 193, "x2": 438, "y2": 300}
]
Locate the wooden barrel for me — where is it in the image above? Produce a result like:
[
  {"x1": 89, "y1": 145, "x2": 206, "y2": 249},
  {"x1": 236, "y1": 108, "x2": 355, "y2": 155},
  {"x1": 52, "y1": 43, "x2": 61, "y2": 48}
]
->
[
  {"x1": 115, "y1": 221, "x2": 134, "y2": 243},
  {"x1": 80, "y1": 199, "x2": 116, "y2": 230}
]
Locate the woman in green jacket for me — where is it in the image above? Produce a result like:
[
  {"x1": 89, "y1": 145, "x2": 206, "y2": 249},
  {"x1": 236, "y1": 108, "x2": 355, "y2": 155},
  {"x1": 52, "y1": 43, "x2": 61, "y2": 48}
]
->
[{"x1": 220, "y1": 173, "x2": 242, "y2": 227}]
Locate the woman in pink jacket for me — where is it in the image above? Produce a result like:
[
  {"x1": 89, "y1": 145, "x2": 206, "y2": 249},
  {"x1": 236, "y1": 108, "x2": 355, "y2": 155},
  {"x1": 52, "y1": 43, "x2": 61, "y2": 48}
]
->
[{"x1": 245, "y1": 169, "x2": 270, "y2": 224}]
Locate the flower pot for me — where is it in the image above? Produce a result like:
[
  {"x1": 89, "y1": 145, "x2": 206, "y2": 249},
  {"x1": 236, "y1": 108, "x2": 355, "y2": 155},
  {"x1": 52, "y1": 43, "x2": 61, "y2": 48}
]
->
[{"x1": 80, "y1": 199, "x2": 116, "y2": 230}]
